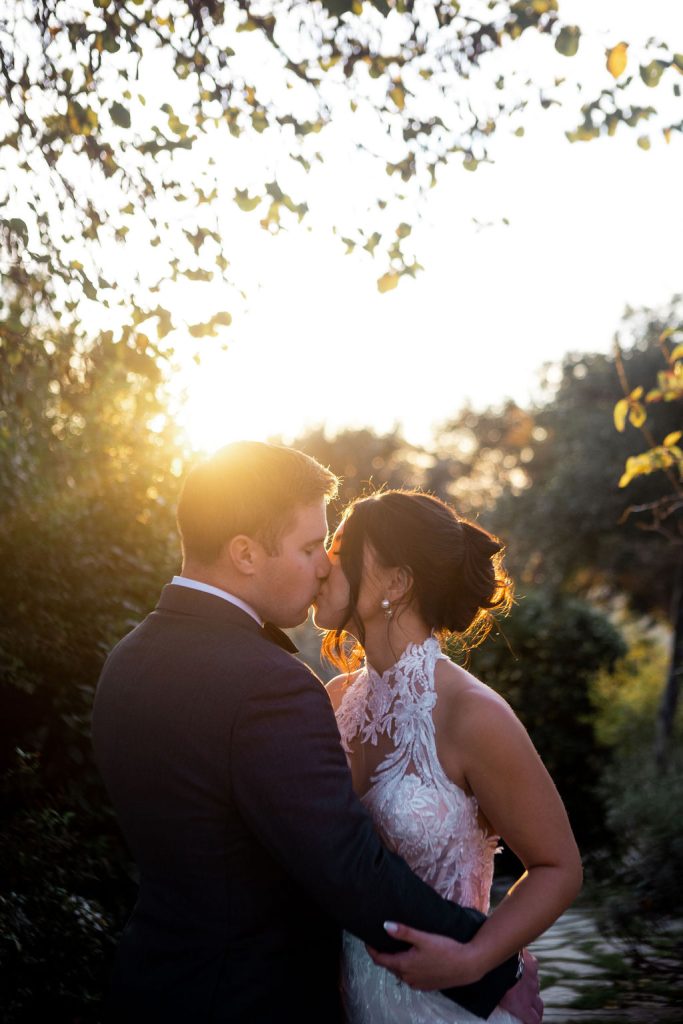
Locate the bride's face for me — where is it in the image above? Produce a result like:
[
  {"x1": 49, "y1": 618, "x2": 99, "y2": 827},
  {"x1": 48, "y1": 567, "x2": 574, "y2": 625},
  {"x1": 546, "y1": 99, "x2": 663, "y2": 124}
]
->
[
  {"x1": 312, "y1": 521, "x2": 387, "y2": 633},
  {"x1": 312, "y1": 523, "x2": 350, "y2": 631}
]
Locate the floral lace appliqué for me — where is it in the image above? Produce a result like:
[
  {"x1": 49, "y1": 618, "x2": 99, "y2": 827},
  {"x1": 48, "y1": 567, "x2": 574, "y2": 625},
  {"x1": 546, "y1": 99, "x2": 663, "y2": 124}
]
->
[{"x1": 336, "y1": 638, "x2": 517, "y2": 1024}]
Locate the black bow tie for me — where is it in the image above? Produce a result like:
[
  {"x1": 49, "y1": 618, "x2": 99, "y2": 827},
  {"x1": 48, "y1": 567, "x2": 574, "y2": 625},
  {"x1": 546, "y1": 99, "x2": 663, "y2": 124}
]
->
[{"x1": 261, "y1": 621, "x2": 299, "y2": 654}]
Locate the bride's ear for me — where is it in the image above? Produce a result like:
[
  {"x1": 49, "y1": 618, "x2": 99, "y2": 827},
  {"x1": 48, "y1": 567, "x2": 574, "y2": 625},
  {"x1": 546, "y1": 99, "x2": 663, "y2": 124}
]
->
[{"x1": 386, "y1": 566, "x2": 413, "y2": 604}]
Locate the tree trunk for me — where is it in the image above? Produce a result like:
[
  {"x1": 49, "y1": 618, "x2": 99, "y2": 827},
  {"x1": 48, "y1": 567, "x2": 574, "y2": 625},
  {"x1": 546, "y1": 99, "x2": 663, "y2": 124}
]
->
[{"x1": 655, "y1": 553, "x2": 683, "y2": 771}]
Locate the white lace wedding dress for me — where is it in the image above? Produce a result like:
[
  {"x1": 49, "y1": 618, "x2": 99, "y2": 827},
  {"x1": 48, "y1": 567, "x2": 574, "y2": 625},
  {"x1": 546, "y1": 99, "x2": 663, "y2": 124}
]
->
[{"x1": 335, "y1": 636, "x2": 520, "y2": 1024}]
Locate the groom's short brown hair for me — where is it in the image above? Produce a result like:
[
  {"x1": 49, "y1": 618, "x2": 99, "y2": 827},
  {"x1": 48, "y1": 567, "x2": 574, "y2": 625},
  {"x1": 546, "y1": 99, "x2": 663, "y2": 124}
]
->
[{"x1": 177, "y1": 441, "x2": 338, "y2": 563}]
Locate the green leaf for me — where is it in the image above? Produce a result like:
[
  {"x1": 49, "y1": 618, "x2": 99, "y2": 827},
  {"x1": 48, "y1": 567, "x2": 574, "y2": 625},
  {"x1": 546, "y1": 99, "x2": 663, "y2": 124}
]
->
[
  {"x1": 188, "y1": 312, "x2": 232, "y2": 337},
  {"x1": 251, "y1": 110, "x2": 268, "y2": 133},
  {"x1": 182, "y1": 268, "x2": 213, "y2": 282},
  {"x1": 640, "y1": 60, "x2": 667, "y2": 88},
  {"x1": 234, "y1": 189, "x2": 261, "y2": 212},
  {"x1": 555, "y1": 26, "x2": 580, "y2": 58},
  {"x1": 363, "y1": 232, "x2": 381, "y2": 255},
  {"x1": 110, "y1": 101, "x2": 131, "y2": 129},
  {"x1": 5, "y1": 218, "x2": 29, "y2": 247},
  {"x1": 81, "y1": 273, "x2": 97, "y2": 301},
  {"x1": 322, "y1": 0, "x2": 355, "y2": 16}
]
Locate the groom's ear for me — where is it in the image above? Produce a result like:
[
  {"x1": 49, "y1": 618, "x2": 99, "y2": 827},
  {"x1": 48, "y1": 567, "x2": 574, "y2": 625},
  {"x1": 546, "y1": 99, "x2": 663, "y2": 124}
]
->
[{"x1": 226, "y1": 534, "x2": 261, "y2": 576}]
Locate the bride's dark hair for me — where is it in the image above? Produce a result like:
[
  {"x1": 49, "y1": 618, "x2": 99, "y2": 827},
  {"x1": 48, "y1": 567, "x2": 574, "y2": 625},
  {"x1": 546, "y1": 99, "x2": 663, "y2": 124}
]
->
[{"x1": 321, "y1": 490, "x2": 513, "y2": 671}]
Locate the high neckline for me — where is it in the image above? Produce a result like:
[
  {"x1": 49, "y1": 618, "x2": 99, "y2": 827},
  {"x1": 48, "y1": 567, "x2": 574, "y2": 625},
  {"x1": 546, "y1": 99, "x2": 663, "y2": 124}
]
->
[{"x1": 365, "y1": 635, "x2": 440, "y2": 684}]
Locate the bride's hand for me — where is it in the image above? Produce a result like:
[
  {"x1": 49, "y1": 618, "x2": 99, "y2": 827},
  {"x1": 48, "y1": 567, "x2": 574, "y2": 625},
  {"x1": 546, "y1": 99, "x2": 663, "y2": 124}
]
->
[{"x1": 365, "y1": 921, "x2": 485, "y2": 991}]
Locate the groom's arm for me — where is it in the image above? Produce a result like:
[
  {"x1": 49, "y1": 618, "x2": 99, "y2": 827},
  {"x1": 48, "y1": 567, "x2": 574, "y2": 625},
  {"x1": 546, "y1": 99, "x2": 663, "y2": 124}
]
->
[{"x1": 231, "y1": 658, "x2": 520, "y2": 1019}]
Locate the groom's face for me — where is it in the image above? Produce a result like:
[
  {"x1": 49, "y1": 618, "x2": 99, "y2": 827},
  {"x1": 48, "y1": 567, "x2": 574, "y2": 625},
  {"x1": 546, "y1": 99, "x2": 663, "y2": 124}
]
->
[{"x1": 255, "y1": 500, "x2": 330, "y2": 628}]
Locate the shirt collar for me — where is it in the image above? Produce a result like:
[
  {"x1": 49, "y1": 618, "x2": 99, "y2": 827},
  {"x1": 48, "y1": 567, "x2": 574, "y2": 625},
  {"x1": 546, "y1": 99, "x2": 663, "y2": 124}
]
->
[{"x1": 171, "y1": 575, "x2": 263, "y2": 626}]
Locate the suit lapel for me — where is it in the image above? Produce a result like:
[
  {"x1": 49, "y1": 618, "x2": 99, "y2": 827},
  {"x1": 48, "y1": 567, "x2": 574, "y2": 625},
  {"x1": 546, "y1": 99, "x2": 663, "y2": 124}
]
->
[{"x1": 156, "y1": 585, "x2": 299, "y2": 653}]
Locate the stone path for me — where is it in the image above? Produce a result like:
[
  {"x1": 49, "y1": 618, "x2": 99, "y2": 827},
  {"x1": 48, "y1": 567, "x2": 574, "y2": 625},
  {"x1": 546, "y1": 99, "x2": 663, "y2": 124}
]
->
[{"x1": 529, "y1": 906, "x2": 683, "y2": 1023}]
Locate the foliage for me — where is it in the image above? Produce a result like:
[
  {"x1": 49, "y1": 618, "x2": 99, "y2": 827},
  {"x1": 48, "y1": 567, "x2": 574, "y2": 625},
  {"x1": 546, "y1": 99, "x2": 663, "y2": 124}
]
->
[
  {"x1": 0, "y1": 300, "x2": 184, "y2": 1017},
  {"x1": 614, "y1": 324, "x2": 683, "y2": 541},
  {"x1": 291, "y1": 406, "x2": 538, "y2": 528},
  {"x1": 292, "y1": 425, "x2": 426, "y2": 520},
  {"x1": 427, "y1": 402, "x2": 538, "y2": 515},
  {"x1": 0, "y1": 795, "x2": 135, "y2": 1023},
  {"x1": 595, "y1": 747, "x2": 683, "y2": 945},
  {"x1": 464, "y1": 589, "x2": 626, "y2": 851},
  {"x1": 480, "y1": 304, "x2": 683, "y2": 617},
  {"x1": 590, "y1": 616, "x2": 669, "y2": 752},
  {"x1": 2, "y1": 0, "x2": 681, "y2": 318},
  {"x1": 611, "y1": 313, "x2": 683, "y2": 767}
]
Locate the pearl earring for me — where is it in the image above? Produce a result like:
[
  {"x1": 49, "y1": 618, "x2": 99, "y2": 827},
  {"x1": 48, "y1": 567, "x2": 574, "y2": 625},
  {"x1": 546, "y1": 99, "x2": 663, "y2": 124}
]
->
[{"x1": 381, "y1": 598, "x2": 393, "y2": 620}]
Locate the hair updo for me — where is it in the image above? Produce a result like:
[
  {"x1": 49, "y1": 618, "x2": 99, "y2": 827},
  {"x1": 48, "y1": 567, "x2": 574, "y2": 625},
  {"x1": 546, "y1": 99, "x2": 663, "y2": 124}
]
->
[{"x1": 321, "y1": 489, "x2": 513, "y2": 670}]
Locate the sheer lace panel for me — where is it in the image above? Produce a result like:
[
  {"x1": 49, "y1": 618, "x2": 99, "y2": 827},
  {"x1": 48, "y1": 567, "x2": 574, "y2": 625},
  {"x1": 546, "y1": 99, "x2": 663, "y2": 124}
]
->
[
  {"x1": 336, "y1": 638, "x2": 516, "y2": 1024},
  {"x1": 335, "y1": 637, "x2": 499, "y2": 909}
]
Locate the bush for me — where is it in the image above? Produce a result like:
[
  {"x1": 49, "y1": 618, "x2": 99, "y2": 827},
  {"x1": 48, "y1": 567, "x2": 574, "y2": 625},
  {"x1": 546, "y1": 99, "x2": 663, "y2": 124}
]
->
[
  {"x1": 599, "y1": 751, "x2": 683, "y2": 929},
  {"x1": 0, "y1": 768, "x2": 136, "y2": 1022},
  {"x1": 464, "y1": 589, "x2": 626, "y2": 853}
]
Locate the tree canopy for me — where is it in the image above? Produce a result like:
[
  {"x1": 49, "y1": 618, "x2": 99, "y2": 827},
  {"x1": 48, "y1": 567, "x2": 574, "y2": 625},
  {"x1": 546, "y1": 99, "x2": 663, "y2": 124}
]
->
[{"x1": 2, "y1": 0, "x2": 682, "y2": 350}]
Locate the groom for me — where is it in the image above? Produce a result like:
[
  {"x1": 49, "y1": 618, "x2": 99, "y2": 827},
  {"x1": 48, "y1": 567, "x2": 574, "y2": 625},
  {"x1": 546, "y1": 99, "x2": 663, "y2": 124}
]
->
[{"x1": 92, "y1": 441, "x2": 532, "y2": 1023}]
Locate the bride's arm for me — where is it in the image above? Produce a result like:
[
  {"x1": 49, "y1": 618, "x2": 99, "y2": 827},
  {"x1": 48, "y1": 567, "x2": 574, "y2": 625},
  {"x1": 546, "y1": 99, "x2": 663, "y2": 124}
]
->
[
  {"x1": 368, "y1": 681, "x2": 582, "y2": 988},
  {"x1": 457, "y1": 684, "x2": 582, "y2": 969}
]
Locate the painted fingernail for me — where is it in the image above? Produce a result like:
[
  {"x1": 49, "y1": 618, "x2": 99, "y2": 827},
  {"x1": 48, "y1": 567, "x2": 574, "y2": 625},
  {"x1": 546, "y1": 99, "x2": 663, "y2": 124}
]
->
[{"x1": 384, "y1": 921, "x2": 398, "y2": 934}]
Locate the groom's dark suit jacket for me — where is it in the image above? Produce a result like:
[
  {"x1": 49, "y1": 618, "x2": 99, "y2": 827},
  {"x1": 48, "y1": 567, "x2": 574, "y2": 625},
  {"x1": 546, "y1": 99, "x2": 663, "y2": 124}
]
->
[{"x1": 92, "y1": 584, "x2": 519, "y2": 1022}]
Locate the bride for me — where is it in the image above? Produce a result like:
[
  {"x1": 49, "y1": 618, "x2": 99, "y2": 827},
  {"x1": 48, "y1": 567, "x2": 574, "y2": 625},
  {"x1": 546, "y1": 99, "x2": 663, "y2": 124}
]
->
[{"x1": 313, "y1": 489, "x2": 582, "y2": 1024}]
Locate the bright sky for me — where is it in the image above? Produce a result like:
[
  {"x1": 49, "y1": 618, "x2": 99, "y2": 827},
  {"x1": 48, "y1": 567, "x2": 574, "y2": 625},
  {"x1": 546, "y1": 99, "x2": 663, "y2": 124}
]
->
[{"x1": 150, "y1": 0, "x2": 683, "y2": 451}]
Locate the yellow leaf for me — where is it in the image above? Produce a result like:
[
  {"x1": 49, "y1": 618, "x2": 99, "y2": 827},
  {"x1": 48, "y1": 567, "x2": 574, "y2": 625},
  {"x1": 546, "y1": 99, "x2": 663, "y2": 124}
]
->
[
  {"x1": 630, "y1": 385, "x2": 644, "y2": 400},
  {"x1": 606, "y1": 42, "x2": 628, "y2": 78},
  {"x1": 664, "y1": 128, "x2": 672, "y2": 144},
  {"x1": 619, "y1": 456, "x2": 638, "y2": 487},
  {"x1": 377, "y1": 272, "x2": 399, "y2": 294},
  {"x1": 613, "y1": 398, "x2": 629, "y2": 432},
  {"x1": 670, "y1": 344, "x2": 683, "y2": 362},
  {"x1": 389, "y1": 86, "x2": 405, "y2": 111},
  {"x1": 628, "y1": 402, "x2": 647, "y2": 428},
  {"x1": 663, "y1": 431, "x2": 682, "y2": 447}
]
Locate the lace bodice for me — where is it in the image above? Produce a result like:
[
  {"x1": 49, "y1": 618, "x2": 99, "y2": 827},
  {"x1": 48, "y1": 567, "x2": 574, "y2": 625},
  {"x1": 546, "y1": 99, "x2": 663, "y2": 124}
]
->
[
  {"x1": 335, "y1": 636, "x2": 498, "y2": 910},
  {"x1": 336, "y1": 637, "x2": 519, "y2": 1024}
]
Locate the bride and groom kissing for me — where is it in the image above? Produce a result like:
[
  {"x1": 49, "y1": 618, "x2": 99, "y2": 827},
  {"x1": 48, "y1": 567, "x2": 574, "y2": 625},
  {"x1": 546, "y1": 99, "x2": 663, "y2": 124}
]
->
[{"x1": 92, "y1": 440, "x2": 581, "y2": 1022}]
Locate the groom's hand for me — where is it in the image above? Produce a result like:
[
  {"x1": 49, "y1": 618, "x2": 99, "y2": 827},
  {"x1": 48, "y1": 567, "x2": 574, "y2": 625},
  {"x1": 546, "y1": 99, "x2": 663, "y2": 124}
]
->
[
  {"x1": 366, "y1": 921, "x2": 485, "y2": 991},
  {"x1": 499, "y1": 949, "x2": 543, "y2": 1024}
]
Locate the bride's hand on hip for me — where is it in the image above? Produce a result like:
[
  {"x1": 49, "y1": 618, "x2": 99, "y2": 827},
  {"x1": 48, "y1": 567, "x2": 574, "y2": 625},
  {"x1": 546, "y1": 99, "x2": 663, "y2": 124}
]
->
[{"x1": 365, "y1": 921, "x2": 484, "y2": 991}]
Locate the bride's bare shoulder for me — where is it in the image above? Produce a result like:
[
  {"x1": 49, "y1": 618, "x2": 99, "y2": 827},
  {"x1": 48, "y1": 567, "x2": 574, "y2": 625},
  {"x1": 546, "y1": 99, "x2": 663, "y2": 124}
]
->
[
  {"x1": 326, "y1": 669, "x2": 363, "y2": 712},
  {"x1": 434, "y1": 656, "x2": 514, "y2": 724}
]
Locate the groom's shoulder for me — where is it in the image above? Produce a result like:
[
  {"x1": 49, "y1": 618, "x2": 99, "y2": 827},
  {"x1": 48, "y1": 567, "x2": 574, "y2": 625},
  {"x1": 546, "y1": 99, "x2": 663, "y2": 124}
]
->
[{"x1": 244, "y1": 639, "x2": 325, "y2": 695}]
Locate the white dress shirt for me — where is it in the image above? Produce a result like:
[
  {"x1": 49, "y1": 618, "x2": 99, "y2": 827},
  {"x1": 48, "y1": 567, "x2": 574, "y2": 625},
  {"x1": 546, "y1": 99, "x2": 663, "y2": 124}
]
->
[{"x1": 171, "y1": 575, "x2": 263, "y2": 626}]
